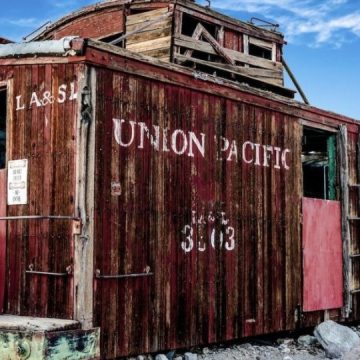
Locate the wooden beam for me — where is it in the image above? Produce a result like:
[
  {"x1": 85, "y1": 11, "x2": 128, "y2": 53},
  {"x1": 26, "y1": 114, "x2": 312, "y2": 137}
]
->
[
  {"x1": 184, "y1": 23, "x2": 204, "y2": 58},
  {"x1": 126, "y1": 16, "x2": 172, "y2": 33},
  {"x1": 174, "y1": 53, "x2": 283, "y2": 86},
  {"x1": 127, "y1": 35, "x2": 171, "y2": 52},
  {"x1": 172, "y1": 10, "x2": 183, "y2": 59},
  {"x1": 126, "y1": 26, "x2": 171, "y2": 45},
  {"x1": 174, "y1": 35, "x2": 283, "y2": 70},
  {"x1": 339, "y1": 125, "x2": 351, "y2": 319},
  {"x1": 197, "y1": 23, "x2": 235, "y2": 65},
  {"x1": 243, "y1": 34, "x2": 249, "y2": 68},
  {"x1": 74, "y1": 66, "x2": 96, "y2": 329}
]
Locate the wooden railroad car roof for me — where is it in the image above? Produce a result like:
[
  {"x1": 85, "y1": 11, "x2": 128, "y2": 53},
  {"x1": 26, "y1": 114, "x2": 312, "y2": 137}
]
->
[{"x1": 22, "y1": 0, "x2": 292, "y2": 97}]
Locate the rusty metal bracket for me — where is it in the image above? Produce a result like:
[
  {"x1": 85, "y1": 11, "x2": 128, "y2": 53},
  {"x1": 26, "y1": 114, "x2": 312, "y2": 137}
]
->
[
  {"x1": 95, "y1": 267, "x2": 153, "y2": 280},
  {"x1": 26, "y1": 264, "x2": 73, "y2": 277}
]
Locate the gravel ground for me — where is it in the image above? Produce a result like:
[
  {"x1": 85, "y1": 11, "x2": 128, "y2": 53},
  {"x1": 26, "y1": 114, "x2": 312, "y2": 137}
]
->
[
  {"x1": 133, "y1": 324, "x2": 360, "y2": 360},
  {"x1": 196, "y1": 325, "x2": 360, "y2": 360},
  {"x1": 198, "y1": 340, "x2": 327, "y2": 360}
]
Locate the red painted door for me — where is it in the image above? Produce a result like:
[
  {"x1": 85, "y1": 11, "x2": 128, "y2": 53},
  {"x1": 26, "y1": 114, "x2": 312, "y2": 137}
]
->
[
  {"x1": 303, "y1": 197, "x2": 343, "y2": 312},
  {"x1": 0, "y1": 169, "x2": 6, "y2": 313}
]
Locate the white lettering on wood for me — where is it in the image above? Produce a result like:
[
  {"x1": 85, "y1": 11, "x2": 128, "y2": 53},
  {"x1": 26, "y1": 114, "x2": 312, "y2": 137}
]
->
[
  {"x1": 16, "y1": 81, "x2": 78, "y2": 111},
  {"x1": 113, "y1": 118, "x2": 292, "y2": 170}
]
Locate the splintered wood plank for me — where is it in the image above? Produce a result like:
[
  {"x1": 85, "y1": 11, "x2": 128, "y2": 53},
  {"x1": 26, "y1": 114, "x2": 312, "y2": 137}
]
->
[
  {"x1": 126, "y1": 8, "x2": 170, "y2": 26},
  {"x1": 141, "y1": 48, "x2": 170, "y2": 58},
  {"x1": 174, "y1": 54, "x2": 283, "y2": 86},
  {"x1": 184, "y1": 23, "x2": 204, "y2": 58},
  {"x1": 196, "y1": 23, "x2": 235, "y2": 65},
  {"x1": 127, "y1": 36, "x2": 171, "y2": 53},
  {"x1": 126, "y1": 26, "x2": 172, "y2": 45},
  {"x1": 126, "y1": 17, "x2": 172, "y2": 34}
]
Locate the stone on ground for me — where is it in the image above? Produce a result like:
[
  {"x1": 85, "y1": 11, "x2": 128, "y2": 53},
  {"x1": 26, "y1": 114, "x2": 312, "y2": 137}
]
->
[
  {"x1": 298, "y1": 335, "x2": 318, "y2": 347},
  {"x1": 314, "y1": 320, "x2": 360, "y2": 358},
  {"x1": 184, "y1": 352, "x2": 198, "y2": 360}
]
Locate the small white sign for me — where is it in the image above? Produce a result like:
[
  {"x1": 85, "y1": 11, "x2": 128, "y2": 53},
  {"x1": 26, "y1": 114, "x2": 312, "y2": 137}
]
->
[{"x1": 8, "y1": 159, "x2": 28, "y2": 205}]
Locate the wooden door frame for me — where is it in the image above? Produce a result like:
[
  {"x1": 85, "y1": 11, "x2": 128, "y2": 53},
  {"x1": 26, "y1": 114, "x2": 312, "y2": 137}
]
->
[{"x1": 0, "y1": 79, "x2": 12, "y2": 313}]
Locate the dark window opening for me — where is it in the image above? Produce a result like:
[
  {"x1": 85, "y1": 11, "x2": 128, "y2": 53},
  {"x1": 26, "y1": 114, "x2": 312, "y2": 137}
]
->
[
  {"x1": 181, "y1": 14, "x2": 217, "y2": 38},
  {"x1": 99, "y1": 33, "x2": 125, "y2": 47},
  {"x1": 249, "y1": 43, "x2": 272, "y2": 60},
  {"x1": 302, "y1": 127, "x2": 337, "y2": 200},
  {"x1": 0, "y1": 87, "x2": 6, "y2": 169}
]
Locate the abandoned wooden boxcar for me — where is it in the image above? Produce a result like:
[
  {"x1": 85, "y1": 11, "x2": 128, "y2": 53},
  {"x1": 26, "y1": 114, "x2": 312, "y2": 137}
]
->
[{"x1": 0, "y1": 0, "x2": 359, "y2": 359}]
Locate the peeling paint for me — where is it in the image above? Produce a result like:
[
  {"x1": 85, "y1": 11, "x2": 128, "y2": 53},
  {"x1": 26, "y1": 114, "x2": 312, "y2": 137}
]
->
[{"x1": 0, "y1": 328, "x2": 100, "y2": 360}]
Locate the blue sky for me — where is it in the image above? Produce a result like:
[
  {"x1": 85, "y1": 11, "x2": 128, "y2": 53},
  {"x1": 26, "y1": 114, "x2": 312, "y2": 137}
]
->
[{"x1": 0, "y1": 0, "x2": 359, "y2": 120}]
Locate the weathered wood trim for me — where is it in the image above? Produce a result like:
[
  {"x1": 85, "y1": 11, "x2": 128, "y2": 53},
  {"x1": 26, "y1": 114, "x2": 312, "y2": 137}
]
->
[
  {"x1": 172, "y1": 9, "x2": 183, "y2": 59},
  {"x1": 0, "y1": 79, "x2": 13, "y2": 313},
  {"x1": 174, "y1": 53, "x2": 282, "y2": 86},
  {"x1": 174, "y1": 35, "x2": 282, "y2": 70},
  {"x1": 339, "y1": 125, "x2": 351, "y2": 318},
  {"x1": 300, "y1": 119, "x2": 339, "y2": 133},
  {"x1": 74, "y1": 66, "x2": 96, "y2": 329},
  {"x1": 243, "y1": 34, "x2": 249, "y2": 68},
  {"x1": 0, "y1": 57, "x2": 86, "y2": 66},
  {"x1": 249, "y1": 36, "x2": 272, "y2": 50},
  {"x1": 272, "y1": 42, "x2": 277, "y2": 62}
]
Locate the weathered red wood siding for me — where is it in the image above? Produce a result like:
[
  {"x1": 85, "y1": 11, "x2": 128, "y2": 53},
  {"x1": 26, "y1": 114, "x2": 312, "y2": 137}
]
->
[
  {"x1": 93, "y1": 67, "x2": 303, "y2": 358},
  {"x1": 223, "y1": 30, "x2": 243, "y2": 52},
  {"x1": 51, "y1": 9, "x2": 124, "y2": 40},
  {"x1": 46, "y1": 8, "x2": 124, "y2": 40},
  {"x1": 0, "y1": 64, "x2": 80, "y2": 319}
]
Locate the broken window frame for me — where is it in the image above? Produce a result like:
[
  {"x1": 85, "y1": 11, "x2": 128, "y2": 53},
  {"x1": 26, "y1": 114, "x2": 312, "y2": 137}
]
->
[{"x1": 302, "y1": 124, "x2": 338, "y2": 201}]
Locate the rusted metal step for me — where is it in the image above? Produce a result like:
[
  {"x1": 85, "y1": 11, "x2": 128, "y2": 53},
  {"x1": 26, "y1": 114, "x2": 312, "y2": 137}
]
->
[{"x1": 0, "y1": 315, "x2": 100, "y2": 360}]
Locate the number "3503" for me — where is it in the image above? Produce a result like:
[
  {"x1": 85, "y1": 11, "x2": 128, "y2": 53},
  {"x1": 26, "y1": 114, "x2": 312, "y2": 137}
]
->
[{"x1": 181, "y1": 225, "x2": 235, "y2": 253}]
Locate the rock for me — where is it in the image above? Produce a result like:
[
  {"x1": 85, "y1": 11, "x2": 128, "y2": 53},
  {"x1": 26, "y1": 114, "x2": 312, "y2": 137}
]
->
[
  {"x1": 314, "y1": 320, "x2": 360, "y2": 358},
  {"x1": 202, "y1": 347, "x2": 211, "y2": 355},
  {"x1": 173, "y1": 357, "x2": 183, "y2": 360},
  {"x1": 278, "y1": 344, "x2": 290, "y2": 353},
  {"x1": 155, "y1": 355, "x2": 168, "y2": 360},
  {"x1": 137, "y1": 356, "x2": 146, "y2": 360},
  {"x1": 325, "y1": 343, "x2": 344, "y2": 359},
  {"x1": 184, "y1": 352, "x2": 197, "y2": 360},
  {"x1": 297, "y1": 335, "x2": 318, "y2": 347},
  {"x1": 166, "y1": 351, "x2": 175, "y2": 360}
]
